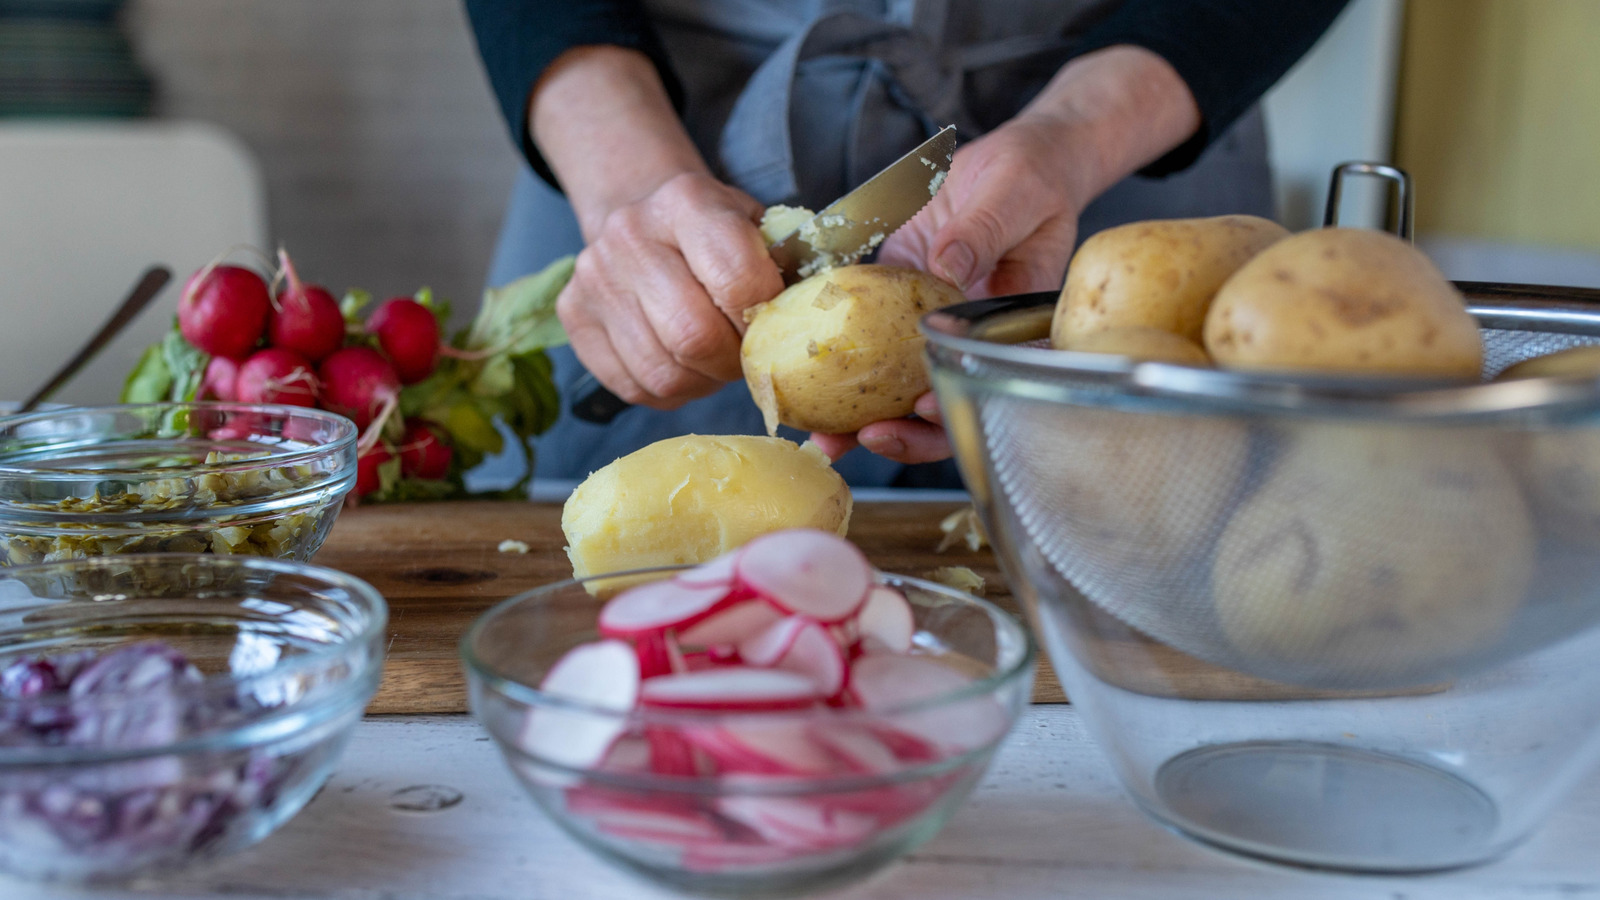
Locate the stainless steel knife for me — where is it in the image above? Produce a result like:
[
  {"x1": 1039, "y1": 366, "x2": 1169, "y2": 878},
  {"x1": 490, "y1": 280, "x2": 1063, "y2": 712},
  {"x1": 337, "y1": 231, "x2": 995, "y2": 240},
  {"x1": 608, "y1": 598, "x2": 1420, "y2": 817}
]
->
[{"x1": 571, "y1": 125, "x2": 959, "y2": 425}]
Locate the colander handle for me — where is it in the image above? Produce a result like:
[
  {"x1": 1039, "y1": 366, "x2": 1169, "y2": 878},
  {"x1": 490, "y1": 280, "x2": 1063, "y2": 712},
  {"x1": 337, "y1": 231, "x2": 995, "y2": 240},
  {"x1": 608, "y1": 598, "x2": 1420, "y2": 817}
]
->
[{"x1": 1323, "y1": 161, "x2": 1414, "y2": 241}]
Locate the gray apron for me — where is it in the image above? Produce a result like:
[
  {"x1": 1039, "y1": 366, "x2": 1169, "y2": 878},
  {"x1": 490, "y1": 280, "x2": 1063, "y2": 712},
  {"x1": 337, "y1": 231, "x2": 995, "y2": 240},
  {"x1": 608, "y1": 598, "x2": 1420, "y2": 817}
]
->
[{"x1": 484, "y1": 0, "x2": 1275, "y2": 488}]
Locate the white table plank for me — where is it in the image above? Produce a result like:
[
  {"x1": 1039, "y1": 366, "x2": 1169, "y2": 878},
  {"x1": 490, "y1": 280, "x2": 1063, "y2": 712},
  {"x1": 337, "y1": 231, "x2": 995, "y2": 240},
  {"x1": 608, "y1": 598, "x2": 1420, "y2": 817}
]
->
[{"x1": 10, "y1": 707, "x2": 1600, "y2": 900}]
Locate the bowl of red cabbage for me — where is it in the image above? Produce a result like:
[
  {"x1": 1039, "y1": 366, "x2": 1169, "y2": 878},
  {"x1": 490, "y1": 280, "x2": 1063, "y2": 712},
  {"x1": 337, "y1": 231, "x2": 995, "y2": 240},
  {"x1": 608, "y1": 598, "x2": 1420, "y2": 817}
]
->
[{"x1": 0, "y1": 553, "x2": 386, "y2": 883}]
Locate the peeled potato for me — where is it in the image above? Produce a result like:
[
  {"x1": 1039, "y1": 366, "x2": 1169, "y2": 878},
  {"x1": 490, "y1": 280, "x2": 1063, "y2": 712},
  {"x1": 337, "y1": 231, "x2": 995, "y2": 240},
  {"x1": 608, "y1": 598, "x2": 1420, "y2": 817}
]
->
[
  {"x1": 1204, "y1": 228, "x2": 1483, "y2": 378},
  {"x1": 1212, "y1": 426, "x2": 1532, "y2": 682},
  {"x1": 1052, "y1": 215, "x2": 1288, "y2": 347},
  {"x1": 562, "y1": 435, "x2": 851, "y2": 580},
  {"x1": 1063, "y1": 327, "x2": 1211, "y2": 365},
  {"x1": 741, "y1": 264, "x2": 966, "y2": 435}
]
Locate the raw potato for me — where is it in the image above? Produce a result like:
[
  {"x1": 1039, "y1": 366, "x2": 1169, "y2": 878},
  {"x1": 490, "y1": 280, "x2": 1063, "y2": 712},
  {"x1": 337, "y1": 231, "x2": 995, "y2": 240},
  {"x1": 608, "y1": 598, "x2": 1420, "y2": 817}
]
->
[
  {"x1": 1495, "y1": 346, "x2": 1600, "y2": 545},
  {"x1": 562, "y1": 435, "x2": 851, "y2": 580},
  {"x1": 1212, "y1": 426, "x2": 1532, "y2": 683},
  {"x1": 1007, "y1": 405, "x2": 1249, "y2": 587},
  {"x1": 741, "y1": 264, "x2": 967, "y2": 435},
  {"x1": 1052, "y1": 215, "x2": 1288, "y2": 347},
  {"x1": 1204, "y1": 228, "x2": 1483, "y2": 378},
  {"x1": 1063, "y1": 327, "x2": 1211, "y2": 365}
]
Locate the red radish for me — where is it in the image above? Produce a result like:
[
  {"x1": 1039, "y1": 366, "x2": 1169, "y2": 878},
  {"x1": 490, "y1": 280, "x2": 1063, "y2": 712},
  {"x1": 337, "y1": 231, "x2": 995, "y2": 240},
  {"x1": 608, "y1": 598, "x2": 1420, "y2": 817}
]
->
[
  {"x1": 634, "y1": 631, "x2": 674, "y2": 679},
  {"x1": 857, "y1": 586, "x2": 915, "y2": 654},
  {"x1": 199, "y1": 355, "x2": 243, "y2": 401},
  {"x1": 848, "y1": 655, "x2": 1009, "y2": 754},
  {"x1": 681, "y1": 720, "x2": 836, "y2": 776},
  {"x1": 596, "y1": 736, "x2": 652, "y2": 775},
  {"x1": 640, "y1": 668, "x2": 819, "y2": 712},
  {"x1": 736, "y1": 530, "x2": 872, "y2": 623},
  {"x1": 598, "y1": 579, "x2": 735, "y2": 639},
  {"x1": 681, "y1": 842, "x2": 800, "y2": 872},
  {"x1": 179, "y1": 264, "x2": 271, "y2": 359},
  {"x1": 715, "y1": 796, "x2": 877, "y2": 850},
  {"x1": 318, "y1": 346, "x2": 400, "y2": 431},
  {"x1": 738, "y1": 617, "x2": 846, "y2": 698},
  {"x1": 367, "y1": 297, "x2": 441, "y2": 384},
  {"x1": 354, "y1": 442, "x2": 393, "y2": 497},
  {"x1": 397, "y1": 419, "x2": 451, "y2": 479},
  {"x1": 234, "y1": 347, "x2": 318, "y2": 407},
  {"x1": 521, "y1": 640, "x2": 640, "y2": 772},
  {"x1": 270, "y1": 249, "x2": 345, "y2": 362},
  {"x1": 677, "y1": 601, "x2": 783, "y2": 649},
  {"x1": 676, "y1": 551, "x2": 741, "y2": 590}
]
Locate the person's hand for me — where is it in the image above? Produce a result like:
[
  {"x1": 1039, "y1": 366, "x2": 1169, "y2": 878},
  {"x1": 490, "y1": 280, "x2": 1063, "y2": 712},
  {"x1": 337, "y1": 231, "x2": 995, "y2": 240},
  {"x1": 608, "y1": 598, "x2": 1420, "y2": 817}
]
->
[
  {"x1": 809, "y1": 114, "x2": 1092, "y2": 464},
  {"x1": 557, "y1": 173, "x2": 785, "y2": 409}
]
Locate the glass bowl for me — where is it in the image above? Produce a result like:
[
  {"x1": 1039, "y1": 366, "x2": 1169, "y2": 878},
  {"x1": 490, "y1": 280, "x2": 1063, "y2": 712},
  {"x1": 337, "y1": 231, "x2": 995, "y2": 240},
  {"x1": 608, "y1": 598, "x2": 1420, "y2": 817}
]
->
[
  {"x1": 0, "y1": 403, "x2": 357, "y2": 566},
  {"x1": 461, "y1": 567, "x2": 1034, "y2": 898},
  {"x1": 0, "y1": 553, "x2": 387, "y2": 883},
  {"x1": 923, "y1": 291, "x2": 1600, "y2": 873}
]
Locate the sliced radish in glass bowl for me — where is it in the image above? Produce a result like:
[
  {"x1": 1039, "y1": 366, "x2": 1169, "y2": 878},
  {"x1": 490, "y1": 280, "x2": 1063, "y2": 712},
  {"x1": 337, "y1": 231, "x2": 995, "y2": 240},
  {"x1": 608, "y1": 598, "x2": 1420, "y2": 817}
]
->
[{"x1": 460, "y1": 529, "x2": 1035, "y2": 898}]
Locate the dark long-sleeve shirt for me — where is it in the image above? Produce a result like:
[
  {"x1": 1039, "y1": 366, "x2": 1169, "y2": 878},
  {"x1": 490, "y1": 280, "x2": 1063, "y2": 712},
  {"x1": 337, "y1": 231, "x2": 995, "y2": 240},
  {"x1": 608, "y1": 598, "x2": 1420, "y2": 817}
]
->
[{"x1": 465, "y1": 0, "x2": 1351, "y2": 186}]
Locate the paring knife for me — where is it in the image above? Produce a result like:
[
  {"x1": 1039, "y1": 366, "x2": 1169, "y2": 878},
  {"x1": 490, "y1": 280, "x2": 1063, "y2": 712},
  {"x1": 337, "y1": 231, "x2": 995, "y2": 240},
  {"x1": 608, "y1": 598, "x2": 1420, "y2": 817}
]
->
[{"x1": 570, "y1": 126, "x2": 959, "y2": 425}]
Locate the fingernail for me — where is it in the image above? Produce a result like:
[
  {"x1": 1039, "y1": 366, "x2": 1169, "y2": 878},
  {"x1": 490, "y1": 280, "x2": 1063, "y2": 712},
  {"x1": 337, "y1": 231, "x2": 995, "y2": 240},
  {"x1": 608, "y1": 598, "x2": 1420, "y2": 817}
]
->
[
  {"x1": 935, "y1": 242, "x2": 976, "y2": 289},
  {"x1": 862, "y1": 433, "x2": 906, "y2": 457}
]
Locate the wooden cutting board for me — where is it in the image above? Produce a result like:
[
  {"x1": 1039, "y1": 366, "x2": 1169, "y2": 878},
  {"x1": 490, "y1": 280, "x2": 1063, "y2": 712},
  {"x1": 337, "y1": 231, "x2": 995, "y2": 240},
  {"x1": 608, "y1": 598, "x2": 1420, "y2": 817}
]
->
[{"x1": 314, "y1": 500, "x2": 1067, "y2": 714}]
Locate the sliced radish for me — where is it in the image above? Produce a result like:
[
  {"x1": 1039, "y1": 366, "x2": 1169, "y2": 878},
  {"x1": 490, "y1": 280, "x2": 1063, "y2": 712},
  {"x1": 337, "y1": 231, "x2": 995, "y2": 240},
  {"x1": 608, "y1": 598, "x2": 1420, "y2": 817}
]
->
[
  {"x1": 857, "y1": 586, "x2": 915, "y2": 654},
  {"x1": 596, "y1": 736, "x2": 652, "y2": 775},
  {"x1": 676, "y1": 551, "x2": 741, "y2": 589},
  {"x1": 815, "y1": 778, "x2": 949, "y2": 826},
  {"x1": 598, "y1": 579, "x2": 735, "y2": 638},
  {"x1": 566, "y1": 788, "x2": 724, "y2": 845},
  {"x1": 716, "y1": 796, "x2": 878, "y2": 850},
  {"x1": 521, "y1": 640, "x2": 639, "y2": 775},
  {"x1": 810, "y1": 724, "x2": 899, "y2": 775},
  {"x1": 735, "y1": 530, "x2": 872, "y2": 624},
  {"x1": 635, "y1": 631, "x2": 673, "y2": 679},
  {"x1": 739, "y1": 616, "x2": 847, "y2": 698},
  {"x1": 677, "y1": 600, "x2": 783, "y2": 649},
  {"x1": 849, "y1": 655, "x2": 1009, "y2": 754},
  {"x1": 681, "y1": 719, "x2": 836, "y2": 777},
  {"x1": 640, "y1": 668, "x2": 820, "y2": 712},
  {"x1": 646, "y1": 726, "x2": 700, "y2": 777}
]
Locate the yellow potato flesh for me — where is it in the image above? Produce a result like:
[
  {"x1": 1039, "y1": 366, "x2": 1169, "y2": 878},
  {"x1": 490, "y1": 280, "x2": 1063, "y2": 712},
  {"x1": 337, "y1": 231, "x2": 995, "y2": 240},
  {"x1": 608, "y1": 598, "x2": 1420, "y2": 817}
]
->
[
  {"x1": 741, "y1": 264, "x2": 966, "y2": 435},
  {"x1": 561, "y1": 434, "x2": 852, "y2": 580}
]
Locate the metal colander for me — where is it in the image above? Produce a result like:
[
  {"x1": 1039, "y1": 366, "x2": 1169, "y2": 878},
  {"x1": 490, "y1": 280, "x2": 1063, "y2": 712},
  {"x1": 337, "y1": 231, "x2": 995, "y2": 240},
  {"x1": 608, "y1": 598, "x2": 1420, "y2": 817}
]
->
[
  {"x1": 923, "y1": 160, "x2": 1600, "y2": 692},
  {"x1": 925, "y1": 291, "x2": 1600, "y2": 691}
]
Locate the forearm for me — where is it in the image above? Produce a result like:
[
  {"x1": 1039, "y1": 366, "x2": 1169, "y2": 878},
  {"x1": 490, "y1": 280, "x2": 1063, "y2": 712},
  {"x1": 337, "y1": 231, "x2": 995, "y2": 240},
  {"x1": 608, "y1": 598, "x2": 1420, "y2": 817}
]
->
[
  {"x1": 1016, "y1": 45, "x2": 1202, "y2": 210},
  {"x1": 530, "y1": 45, "x2": 708, "y2": 239}
]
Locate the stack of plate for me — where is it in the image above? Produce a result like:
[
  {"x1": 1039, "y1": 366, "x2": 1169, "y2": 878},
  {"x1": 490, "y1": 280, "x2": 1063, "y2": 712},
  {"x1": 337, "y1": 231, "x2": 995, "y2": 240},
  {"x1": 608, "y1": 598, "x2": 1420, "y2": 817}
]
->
[{"x1": 0, "y1": 0, "x2": 151, "y2": 118}]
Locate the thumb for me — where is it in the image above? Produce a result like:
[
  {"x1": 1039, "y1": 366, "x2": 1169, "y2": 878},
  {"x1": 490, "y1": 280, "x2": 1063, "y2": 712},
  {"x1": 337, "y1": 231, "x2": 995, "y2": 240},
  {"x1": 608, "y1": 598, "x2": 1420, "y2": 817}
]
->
[{"x1": 927, "y1": 164, "x2": 1055, "y2": 293}]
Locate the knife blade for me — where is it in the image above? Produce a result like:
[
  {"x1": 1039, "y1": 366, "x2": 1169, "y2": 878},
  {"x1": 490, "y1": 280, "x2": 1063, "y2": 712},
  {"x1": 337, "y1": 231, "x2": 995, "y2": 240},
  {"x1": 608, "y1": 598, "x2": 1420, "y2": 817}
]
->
[
  {"x1": 570, "y1": 125, "x2": 959, "y2": 424},
  {"x1": 766, "y1": 125, "x2": 958, "y2": 286}
]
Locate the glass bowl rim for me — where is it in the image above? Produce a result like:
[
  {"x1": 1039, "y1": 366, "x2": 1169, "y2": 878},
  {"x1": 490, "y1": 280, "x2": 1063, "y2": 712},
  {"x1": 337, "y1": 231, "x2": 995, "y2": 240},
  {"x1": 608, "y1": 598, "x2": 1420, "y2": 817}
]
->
[
  {"x1": 460, "y1": 564, "x2": 1036, "y2": 729},
  {"x1": 0, "y1": 552, "x2": 388, "y2": 754},
  {"x1": 0, "y1": 402, "x2": 358, "y2": 484}
]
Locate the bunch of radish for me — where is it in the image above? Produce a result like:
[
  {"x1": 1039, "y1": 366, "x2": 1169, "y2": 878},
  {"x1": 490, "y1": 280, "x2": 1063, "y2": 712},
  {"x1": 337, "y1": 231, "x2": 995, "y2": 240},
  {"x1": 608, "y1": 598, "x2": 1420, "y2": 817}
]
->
[
  {"x1": 519, "y1": 529, "x2": 1011, "y2": 873},
  {"x1": 176, "y1": 249, "x2": 450, "y2": 498}
]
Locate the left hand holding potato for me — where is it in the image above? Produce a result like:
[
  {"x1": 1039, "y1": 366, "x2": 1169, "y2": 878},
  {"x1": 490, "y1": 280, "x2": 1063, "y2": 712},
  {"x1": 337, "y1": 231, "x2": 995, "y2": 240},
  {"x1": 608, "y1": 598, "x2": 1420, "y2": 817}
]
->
[{"x1": 827, "y1": 44, "x2": 1207, "y2": 464}]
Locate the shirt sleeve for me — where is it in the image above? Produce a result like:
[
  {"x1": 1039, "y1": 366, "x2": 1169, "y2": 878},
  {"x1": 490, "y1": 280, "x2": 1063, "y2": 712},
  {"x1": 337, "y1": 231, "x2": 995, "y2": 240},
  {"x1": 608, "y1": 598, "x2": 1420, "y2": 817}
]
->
[
  {"x1": 1072, "y1": 0, "x2": 1353, "y2": 175},
  {"x1": 463, "y1": 0, "x2": 685, "y2": 186}
]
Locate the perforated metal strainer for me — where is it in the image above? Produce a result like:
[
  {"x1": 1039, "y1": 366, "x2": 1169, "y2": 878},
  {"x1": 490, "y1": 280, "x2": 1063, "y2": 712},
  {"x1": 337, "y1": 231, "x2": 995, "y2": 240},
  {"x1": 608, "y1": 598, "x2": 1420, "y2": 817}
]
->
[{"x1": 922, "y1": 167, "x2": 1600, "y2": 692}]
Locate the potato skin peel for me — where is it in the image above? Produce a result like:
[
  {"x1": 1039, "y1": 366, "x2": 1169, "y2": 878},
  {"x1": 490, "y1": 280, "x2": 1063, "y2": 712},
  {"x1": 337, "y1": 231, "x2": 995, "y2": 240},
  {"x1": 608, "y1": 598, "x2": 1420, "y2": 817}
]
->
[
  {"x1": 741, "y1": 265, "x2": 967, "y2": 435},
  {"x1": 561, "y1": 434, "x2": 852, "y2": 580}
]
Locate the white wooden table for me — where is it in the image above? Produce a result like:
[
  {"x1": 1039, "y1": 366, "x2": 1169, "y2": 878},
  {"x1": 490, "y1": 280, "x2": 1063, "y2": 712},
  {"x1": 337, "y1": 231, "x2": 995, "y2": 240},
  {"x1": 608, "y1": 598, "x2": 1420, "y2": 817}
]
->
[{"x1": 11, "y1": 706, "x2": 1599, "y2": 900}]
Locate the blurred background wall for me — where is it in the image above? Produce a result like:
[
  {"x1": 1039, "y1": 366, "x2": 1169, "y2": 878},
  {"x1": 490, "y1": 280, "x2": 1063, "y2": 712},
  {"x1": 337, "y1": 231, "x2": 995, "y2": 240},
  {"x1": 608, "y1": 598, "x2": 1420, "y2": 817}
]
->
[{"x1": 4, "y1": 0, "x2": 1599, "y2": 404}]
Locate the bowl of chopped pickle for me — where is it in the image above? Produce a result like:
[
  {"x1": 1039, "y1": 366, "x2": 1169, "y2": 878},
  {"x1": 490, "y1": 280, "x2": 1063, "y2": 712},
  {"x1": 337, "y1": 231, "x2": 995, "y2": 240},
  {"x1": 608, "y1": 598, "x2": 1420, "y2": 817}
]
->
[{"x1": 0, "y1": 403, "x2": 357, "y2": 567}]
